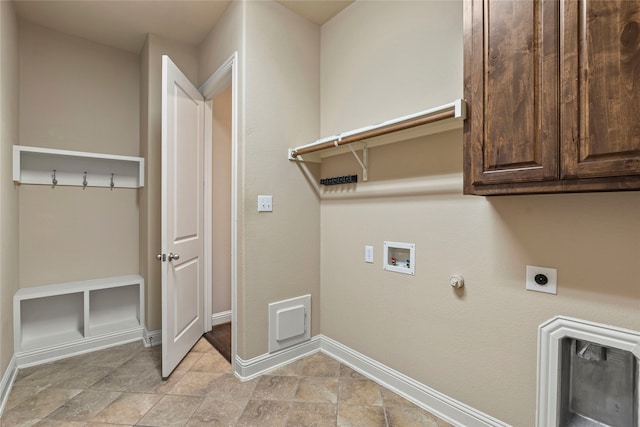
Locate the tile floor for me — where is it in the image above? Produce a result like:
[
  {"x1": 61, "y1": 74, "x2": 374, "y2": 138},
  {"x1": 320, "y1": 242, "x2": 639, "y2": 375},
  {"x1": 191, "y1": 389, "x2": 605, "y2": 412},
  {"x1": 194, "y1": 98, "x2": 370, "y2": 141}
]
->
[{"x1": 1, "y1": 338, "x2": 453, "y2": 426}]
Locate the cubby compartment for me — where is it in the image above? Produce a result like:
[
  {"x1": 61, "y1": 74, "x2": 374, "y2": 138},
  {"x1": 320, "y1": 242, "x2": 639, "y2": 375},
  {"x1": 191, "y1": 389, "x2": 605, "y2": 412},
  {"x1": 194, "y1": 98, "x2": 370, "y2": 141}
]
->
[
  {"x1": 14, "y1": 275, "x2": 144, "y2": 367},
  {"x1": 20, "y1": 292, "x2": 84, "y2": 352},
  {"x1": 89, "y1": 284, "x2": 141, "y2": 336},
  {"x1": 383, "y1": 241, "x2": 416, "y2": 275}
]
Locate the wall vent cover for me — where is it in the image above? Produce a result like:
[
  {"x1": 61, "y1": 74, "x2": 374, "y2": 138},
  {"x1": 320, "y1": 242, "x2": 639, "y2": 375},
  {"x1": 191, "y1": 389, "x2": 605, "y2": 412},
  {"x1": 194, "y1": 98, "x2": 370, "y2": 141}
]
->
[{"x1": 268, "y1": 294, "x2": 311, "y2": 353}]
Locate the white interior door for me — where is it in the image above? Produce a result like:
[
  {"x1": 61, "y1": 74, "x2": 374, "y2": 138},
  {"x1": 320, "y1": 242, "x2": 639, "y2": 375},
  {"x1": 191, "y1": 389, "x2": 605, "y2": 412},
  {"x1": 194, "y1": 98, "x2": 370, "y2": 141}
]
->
[{"x1": 161, "y1": 55, "x2": 205, "y2": 378}]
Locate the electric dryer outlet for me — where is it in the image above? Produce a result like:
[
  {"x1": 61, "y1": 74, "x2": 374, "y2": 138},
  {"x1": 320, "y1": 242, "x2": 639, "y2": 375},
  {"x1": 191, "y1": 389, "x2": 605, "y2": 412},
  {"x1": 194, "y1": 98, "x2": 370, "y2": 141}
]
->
[{"x1": 526, "y1": 265, "x2": 557, "y2": 294}]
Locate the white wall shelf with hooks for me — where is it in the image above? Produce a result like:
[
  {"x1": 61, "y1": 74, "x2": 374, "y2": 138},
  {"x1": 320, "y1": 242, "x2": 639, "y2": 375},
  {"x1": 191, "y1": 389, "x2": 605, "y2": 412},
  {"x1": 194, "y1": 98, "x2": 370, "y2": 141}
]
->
[{"x1": 13, "y1": 145, "x2": 145, "y2": 188}]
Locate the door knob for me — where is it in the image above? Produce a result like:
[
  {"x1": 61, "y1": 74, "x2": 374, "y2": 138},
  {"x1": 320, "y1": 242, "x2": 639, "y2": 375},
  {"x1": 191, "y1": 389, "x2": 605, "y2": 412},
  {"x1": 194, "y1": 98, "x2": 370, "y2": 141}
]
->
[
  {"x1": 168, "y1": 253, "x2": 180, "y2": 261},
  {"x1": 155, "y1": 254, "x2": 165, "y2": 262}
]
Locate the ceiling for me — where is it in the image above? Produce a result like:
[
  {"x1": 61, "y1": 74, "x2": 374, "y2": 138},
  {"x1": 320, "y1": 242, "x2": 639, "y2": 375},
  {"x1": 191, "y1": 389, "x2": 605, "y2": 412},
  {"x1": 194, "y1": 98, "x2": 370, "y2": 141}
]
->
[{"x1": 13, "y1": 0, "x2": 354, "y2": 54}]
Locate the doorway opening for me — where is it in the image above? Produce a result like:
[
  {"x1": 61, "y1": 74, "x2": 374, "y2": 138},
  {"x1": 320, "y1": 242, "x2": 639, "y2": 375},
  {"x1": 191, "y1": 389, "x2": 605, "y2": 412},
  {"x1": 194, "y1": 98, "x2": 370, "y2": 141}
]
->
[
  {"x1": 201, "y1": 52, "x2": 238, "y2": 373},
  {"x1": 204, "y1": 82, "x2": 233, "y2": 364}
]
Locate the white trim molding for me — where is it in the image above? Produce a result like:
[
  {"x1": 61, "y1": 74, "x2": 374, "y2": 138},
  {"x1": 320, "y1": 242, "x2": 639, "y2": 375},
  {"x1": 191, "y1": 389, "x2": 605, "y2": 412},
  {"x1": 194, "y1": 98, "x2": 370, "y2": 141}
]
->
[
  {"x1": 0, "y1": 355, "x2": 17, "y2": 416},
  {"x1": 233, "y1": 334, "x2": 508, "y2": 426},
  {"x1": 200, "y1": 51, "x2": 239, "y2": 374},
  {"x1": 143, "y1": 328, "x2": 162, "y2": 348},
  {"x1": 211, "y1": 310, "x2": 232, "y2": 327},
  {"x1": 320, "y1": 335, "x2": 509, "y2": 427},
  {"x1": 235, "y1": 336, "x2": 321, "y2": 381},
  {"x1": 536, "y1": 315, "x2": 640, "y2": 427},
  {"x1": 16, "y1": 328, "x2": 143, "y2": 368}
]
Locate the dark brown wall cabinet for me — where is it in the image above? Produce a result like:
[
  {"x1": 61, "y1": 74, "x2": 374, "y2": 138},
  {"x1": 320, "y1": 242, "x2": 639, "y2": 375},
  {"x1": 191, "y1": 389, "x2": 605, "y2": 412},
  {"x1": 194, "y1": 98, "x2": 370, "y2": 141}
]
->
[{"x1": 464, "y1": 0, "x2": 640, "y2": 195}]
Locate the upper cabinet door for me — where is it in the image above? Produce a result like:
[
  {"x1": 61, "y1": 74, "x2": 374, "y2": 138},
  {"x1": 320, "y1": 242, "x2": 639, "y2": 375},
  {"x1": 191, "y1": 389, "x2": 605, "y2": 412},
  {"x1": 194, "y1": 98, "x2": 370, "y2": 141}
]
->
[
  {"x1": 464, "y1": 0, "x2": 559, "y2": 191},
  {"x1": 561, "y1": 0, "x2": 640, "y2": 179}
]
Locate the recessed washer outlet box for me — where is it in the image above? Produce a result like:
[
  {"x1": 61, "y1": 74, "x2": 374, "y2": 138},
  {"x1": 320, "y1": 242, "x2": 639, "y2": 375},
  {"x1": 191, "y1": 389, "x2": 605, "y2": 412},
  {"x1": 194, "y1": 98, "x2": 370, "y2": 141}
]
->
[
  {"x1": 526, "y1": 265, "x2": 557, "y2": 294},
  {"x1": 383, "y1": 241, "x2": 415, "y2": 275}
]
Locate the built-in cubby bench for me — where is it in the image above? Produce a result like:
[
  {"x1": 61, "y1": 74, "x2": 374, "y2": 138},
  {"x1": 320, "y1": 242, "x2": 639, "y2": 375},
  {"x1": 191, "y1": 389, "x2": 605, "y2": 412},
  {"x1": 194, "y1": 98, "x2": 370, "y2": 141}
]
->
[{"x1": 13, "y1": 275, "x2": 144, "y2": 367}]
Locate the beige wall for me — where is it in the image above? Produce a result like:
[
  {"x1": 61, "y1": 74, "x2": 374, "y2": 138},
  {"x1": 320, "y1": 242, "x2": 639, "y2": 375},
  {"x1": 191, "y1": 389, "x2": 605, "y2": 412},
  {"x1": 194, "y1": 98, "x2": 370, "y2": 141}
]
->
[
  {"x1": 139, "y1": 34, "x2": 198, "y2": 331},
  {"x1": 319, "y1": 1, "x2": 640, "y2": 426},
  {"x1": 211, "y1": 85, "x2": 232, "y2": 315},
  {"x1": 0, "y1": 0, "x2": 20, "y2": 375},
  {"x1": 18, "y1": 22, "x2": 140, "y2": 287},
  {"x1": 239, "y1": 0, "x2": 321, "y2": 359},
  {"x1": 198, "y1": 0, "x2": 322, "y2": 359},
  {"x1": 197, "y1": 0, "x2": 244, "y2": 88}
]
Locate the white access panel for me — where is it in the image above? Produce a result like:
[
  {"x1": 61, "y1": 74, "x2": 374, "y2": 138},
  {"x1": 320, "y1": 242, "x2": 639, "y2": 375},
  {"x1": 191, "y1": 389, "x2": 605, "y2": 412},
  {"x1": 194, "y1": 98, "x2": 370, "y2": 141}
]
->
[
  {"x1": 268, "y1": 294, "x2": 311, "y2": 353},
  {"x1": 276, "y1": 305, "x2": 305, "y2": 341}
]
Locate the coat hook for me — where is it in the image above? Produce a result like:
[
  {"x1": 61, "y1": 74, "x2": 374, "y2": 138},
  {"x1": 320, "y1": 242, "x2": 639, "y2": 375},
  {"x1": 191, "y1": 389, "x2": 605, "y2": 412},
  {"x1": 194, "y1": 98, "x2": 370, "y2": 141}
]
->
[
  {"x1": 82, "y1": 172, "x2": 88, "y2": 189},
  {"x1": 110, "y1": 173, "x2": 115, "y2": 189},
  {"x1": 52, "y1": 170, "x2": 58, "y2": 187}
]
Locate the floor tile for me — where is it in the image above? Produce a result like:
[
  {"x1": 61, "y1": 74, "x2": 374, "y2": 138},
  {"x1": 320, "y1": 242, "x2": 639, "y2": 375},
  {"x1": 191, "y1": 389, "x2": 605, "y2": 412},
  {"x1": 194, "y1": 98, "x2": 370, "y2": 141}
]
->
[
  {"x1": 14, "y1": 364, "x2": 76, "y2": 389},
  {"x1": 136, "y1": 394, "x2": 202, "y2": 427},
  {"x1": 126, "y1": 369, "x2": 185, "y2": 395},
  {"x1": 166, "y1": 371, "x2": 224, "y2": 397},
  {"x1": 79, "y1": 348, "x2": 137, "y2": 369},
  {"x1": 286, "y1": 402, "x2": 337, "y2": 427},
  {"x1": 188, "y1": 351, "x2": 230, "y2": 374},
  {"x1": 32, "y1": 420, "x2": 87, "y2": 426},
  {"x1": 2, "y1": 386, "x2": 46, "y2": 413},
  {"x1": 251, "y1": 376, "x2": 299, "y2": 401},
  {"x1": 46, "y1": 389, "x2": 121, "y2": 421},
  {"x1": 186, "y1": 398, "x2": 247, "y2": 426},
  {"x1": 89, "y1": 392, "x2": 162, "y2": 425},
  {"x1": 0, "y1": 417, "x2": 41, "y2": 427},
  {"x1": 50, "y1": 365, "x2": 112, "y2": 389},
  {"x1": 190, "y1": 338, "x2": 214, "y2": 354},
  {"x1": 89, "y1": 368, "x2": 139, "y2": 393},
  {"x1": 173, "y1": 353, "x2": 203, "y2": 374},
  {"x1": 3, "y1": 388, "x2": 82, "y2": 419},
  {"x1": 301, "y1": 353, "x2": 340, "y2": 378},
  {"x1": 337, "y1": 404, "x2": 386, "y2": 427},
  {"x1": 339, "y1": 365, "x2": 366, "y2": 380},
  {"x1": 295, "y1": 377, "x2": 338, "y2": 404},
  {"x1": 380, "y1": 387, "x2": 415, "y2": 407},
  {"x1": 204, "y1": 373, "x2": 258, "y2": 400},
  {"x1": 386, "y1": 406, "x2": 454, "y2": 427},
  {"x1": 338, "y1": 379, "x2": 383, "y2": 406},
  {"x1": 235, "y1": 400, "x2": 291, "y2": 427},
  {"x1": 267, "y1": 359, "x2": 304, "y2": 377}
]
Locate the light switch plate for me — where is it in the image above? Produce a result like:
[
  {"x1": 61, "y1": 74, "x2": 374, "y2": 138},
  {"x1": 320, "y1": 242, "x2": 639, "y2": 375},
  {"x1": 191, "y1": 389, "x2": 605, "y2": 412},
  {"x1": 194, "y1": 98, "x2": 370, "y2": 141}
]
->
[
  {"x1": 258, "y1": 195, "x2": 272, "y2": 212},
  {"x1": 365, "y1": 245, "x2": 374, "y2": 263}
]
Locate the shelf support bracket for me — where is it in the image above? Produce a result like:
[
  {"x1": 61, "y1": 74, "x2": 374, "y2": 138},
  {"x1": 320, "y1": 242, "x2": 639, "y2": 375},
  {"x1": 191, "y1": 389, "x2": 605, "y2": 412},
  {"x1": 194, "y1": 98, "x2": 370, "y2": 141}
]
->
[{"x1": 348, "y1": 143, "x2": 368, "y2": 182}]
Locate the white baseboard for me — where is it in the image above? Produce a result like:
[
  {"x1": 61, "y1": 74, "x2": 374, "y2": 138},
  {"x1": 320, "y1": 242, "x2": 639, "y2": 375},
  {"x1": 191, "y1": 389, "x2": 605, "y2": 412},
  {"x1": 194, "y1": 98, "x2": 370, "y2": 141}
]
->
[
  {"x1": 143, "y1": 328, "x2": 162, "y2": 347},
  {"x1": 16, "y1": 327, "x2": 144, "y2": 368},
  {"x1": 211, "y1": 310, "x2": 232, "y2": 327},
  {"x1": 0, "y1": 355, "x2": 17, "y2": 416},
  {"x1": 235, "y1": 335, "x2": 321, "y2": 380},
  {"x1": 319, "y1": 335, "x2": 509, "y2": 427},
  {"x1": 234, "y1": 334, "x2": 507, "y2": 427}
]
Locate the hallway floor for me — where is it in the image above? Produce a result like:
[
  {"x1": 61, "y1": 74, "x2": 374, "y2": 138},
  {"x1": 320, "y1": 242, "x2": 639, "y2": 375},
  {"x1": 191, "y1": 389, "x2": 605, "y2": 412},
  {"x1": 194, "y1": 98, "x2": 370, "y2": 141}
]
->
[{"x1": 1, "y1": 338, "x2": 453, "y2": 426}]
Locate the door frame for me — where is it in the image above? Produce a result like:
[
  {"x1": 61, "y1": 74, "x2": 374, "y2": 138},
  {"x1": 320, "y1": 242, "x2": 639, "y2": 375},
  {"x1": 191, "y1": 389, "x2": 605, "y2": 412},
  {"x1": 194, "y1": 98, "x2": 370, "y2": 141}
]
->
[{"x1": 199, "y1": 52, "x2": 239, "y2": 373}]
